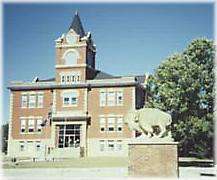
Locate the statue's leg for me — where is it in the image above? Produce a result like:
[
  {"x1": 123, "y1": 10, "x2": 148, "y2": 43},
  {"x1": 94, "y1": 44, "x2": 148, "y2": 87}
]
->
[{"x1": 158, "y1": 125, "x2": 166, "y2": 137}]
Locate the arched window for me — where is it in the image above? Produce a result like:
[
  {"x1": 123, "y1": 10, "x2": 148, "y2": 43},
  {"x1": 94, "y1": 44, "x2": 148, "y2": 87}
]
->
[{"x1": 63, "y1": 50, "x2": 78, "y2": 65}]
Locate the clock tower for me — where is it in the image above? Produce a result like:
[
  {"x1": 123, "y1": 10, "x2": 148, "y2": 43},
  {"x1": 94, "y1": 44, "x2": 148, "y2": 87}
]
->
[{"x1": 55, "y1": 12, "x2": 96, "y2": 84}]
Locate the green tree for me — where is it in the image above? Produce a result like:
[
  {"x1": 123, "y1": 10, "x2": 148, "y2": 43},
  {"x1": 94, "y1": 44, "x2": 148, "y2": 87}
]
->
[{"x1": 146, "y1": 38, "x2": 214, "y2": 158}]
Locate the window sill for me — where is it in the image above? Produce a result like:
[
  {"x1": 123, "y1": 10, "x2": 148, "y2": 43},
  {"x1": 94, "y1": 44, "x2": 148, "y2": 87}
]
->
[
  {"x1": 20, "y1": 132, "x2": 42, "y2": 135},
  {"x1": 62, "y1": 105, "x2": 78, "y2": 107}
]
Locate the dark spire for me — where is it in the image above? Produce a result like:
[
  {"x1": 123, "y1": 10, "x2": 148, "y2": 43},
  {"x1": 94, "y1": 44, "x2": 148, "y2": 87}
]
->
[{"x1": 69, "y1": 11, "x2": 85, "y2": 37}]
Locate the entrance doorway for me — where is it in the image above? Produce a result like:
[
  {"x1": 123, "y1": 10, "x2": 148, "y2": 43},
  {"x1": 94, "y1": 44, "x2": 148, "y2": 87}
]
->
[{"x1": 57, "y1": 124, "x2": 81, "y2": 148}]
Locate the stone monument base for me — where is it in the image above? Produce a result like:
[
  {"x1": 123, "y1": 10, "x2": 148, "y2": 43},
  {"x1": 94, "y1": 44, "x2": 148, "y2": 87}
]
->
[{"x1": 128, "y1": 142, "x2": 179, "y2": 177}]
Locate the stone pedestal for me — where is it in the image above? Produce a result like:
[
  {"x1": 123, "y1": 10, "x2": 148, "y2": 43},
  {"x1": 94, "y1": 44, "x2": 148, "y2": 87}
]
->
[{"x1": 128, "y1": 142, "x2": 179, "y2": 177}]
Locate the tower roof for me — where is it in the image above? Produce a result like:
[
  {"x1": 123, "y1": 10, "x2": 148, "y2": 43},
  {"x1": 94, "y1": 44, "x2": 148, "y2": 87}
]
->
[{"x1": 69, "y1": 11, "x2": 85, "y2": 37}]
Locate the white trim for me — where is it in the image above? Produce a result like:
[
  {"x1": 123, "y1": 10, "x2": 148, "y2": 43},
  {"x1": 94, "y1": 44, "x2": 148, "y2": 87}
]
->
[
  {"x1": 61, "y1": 90, "x2": 79, "y2": 96},
  {"x1": 55, "y1": 64, "x2": 88, "y2": 68},
  {"x1": 52, "y1": 90, "x2": 57, "y2": 113},
  {"x1": 55, "y1": 43, "x2": 87, "y2": 48}
]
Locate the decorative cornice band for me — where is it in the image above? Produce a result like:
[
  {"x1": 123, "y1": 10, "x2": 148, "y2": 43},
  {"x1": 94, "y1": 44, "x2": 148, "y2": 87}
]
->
[{"x1": 8, "y1": 82, "x2": 139, "y2": 91}]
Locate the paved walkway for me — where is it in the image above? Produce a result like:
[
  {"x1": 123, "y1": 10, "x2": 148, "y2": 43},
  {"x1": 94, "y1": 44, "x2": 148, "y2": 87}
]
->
[{"x1": 1, "y1": 167, "x2": 217, "y2": 180}]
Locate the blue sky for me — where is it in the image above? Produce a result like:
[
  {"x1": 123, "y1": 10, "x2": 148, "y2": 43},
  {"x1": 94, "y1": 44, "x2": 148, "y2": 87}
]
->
[{"x1": 3, "y1": 3, "x2": 214, "y2": 123}]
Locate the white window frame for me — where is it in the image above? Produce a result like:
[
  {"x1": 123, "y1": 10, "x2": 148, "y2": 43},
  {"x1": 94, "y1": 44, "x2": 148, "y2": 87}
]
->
[
  {"x1": 99, "y1": 117, "x2": 106, "y2": 133},
  {"x1": 99, "y1": 91, "x2": 106, "y2": 107},
  {"x1": 117, "y1": 117, "x2": 123, "y2": 133},
  {"x1": 37, "y1": 94, "x2": 43, "y2": 108},
  {"x1": 107, "y1": 117, "x2": 115, "y2": 132},
  {"x1": 61, "y1": 75, "x2": 65, "y2": 83},
  {"x1": 60, "y1": 72, "x2": 80, "y2": 84},
  {"x1": 99, "y1": 140, "x2": 106, "y2": 152},
  {"x1": 29, "y1": 94, "x2": 36, "y2": 108},
  {"x1": 62, "y1": 91, "x2": 78, "y2": 106},
  {"x1": 21, "y1": 95, "x2": 28, "y2": 108},
  {"x1": 116, "y1": 91, "x2": 123, "y2": 106},
  {"x1": 28, "y1": 119, "x2": 35, "y2": 132},
  {"x1": 116, "y1": 140, "x2": 122, "y2": 151},
  {"x1": 20, "y1": 119, "x2": 26, "y2": 133},
  {"x1": 36, "y1": 119, "x2": 42, "y2": 132},
  {"x1": 19, "y1": 141, "x2": 25, "y2": 151},
  {"x1": 108, "y1": 140, "x2": 115, "y2": 151},
  {"x1": 107, "y1": 91, "x2": 116, "y2": 106},
  {"x1": 36, "y1": 141, "x2": 41, "y2": 151}
]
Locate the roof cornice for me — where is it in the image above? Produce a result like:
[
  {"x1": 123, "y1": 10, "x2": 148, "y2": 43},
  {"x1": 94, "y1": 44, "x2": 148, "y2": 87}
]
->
[{"x1": 8, "y1": 81, "x2": 139, "y2": 91}]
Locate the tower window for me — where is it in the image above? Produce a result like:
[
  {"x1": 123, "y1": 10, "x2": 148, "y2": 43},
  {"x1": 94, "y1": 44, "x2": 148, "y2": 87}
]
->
[
  {"x1": 60, "y1": 73, "x2": 80, "y2": 84},
  {"x1": 64, "y1": 51, "x2": 78, "y2": 65}
]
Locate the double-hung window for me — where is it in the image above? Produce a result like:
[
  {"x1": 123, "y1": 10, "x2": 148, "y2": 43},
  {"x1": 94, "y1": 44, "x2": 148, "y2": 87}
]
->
[
  {"x1": 21, "y1": 95, "x2": 28, "y2": 108},
  {"x1": 63, "y1": 91, "x2": 78, "y2": 106},
  {"x1": 36, "y1": 119, "x2": 42, "y2": 132},
  {"x1": 37, "y1": 94, "x2": 43, "y2": 108},
  {"x1": 20, "y1": 141, "x2": 25, "y2": 151},
  {"x1": 71, "y1": 92, "x2": 77, "y2": 105},
  {"x1": 117, "y1": 117, "x2": 123, "y2": 132},
  {"x1": 107, "y1": 92, "x2": 115, "y2": 106},
  {"x1": 28, "y1": 119, "x2": 35, "y2": 132},
  {"x1": 36, "y1": 141, "x2": 41, "y2": 151},
  {"x1": 100, "y1": 91, "x2": 106, "y2": 107},
  {"x1": 20, "y1": 119, "x2": 26, "y2": 133},
  {"x1": 29, "y1": 94, "x2": 36, "y2": 108},
  {"x1": 99, "y1": 140, "x2": 106, "y2": 151},
  {"x1": 107, "y1": 117, "x2": 115, "y2": 132},
  {"x1": 108, "y1": 140, "x2": 115, "y2": 151},
  {"x1": 116, "y1": 140, "x2": 122, "y2": 151},
  {"x1": 99, "y1": 117, "x2": 106, "y2": 132},
  {"x1": 116, "y1": 91, "x2": 123, "y2": 106}
]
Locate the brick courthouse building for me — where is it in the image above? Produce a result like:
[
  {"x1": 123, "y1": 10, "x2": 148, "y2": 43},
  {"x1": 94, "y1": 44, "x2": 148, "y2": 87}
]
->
[{"x1": 7, "y1": 13, "x2": 146, "y2": 158}]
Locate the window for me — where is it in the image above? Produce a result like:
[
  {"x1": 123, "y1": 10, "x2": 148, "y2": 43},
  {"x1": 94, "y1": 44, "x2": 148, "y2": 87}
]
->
[
  {"x1": 116, "y1": 91, "x2": 123, "y2": 105},
  {"x1": 37, "y1": 94, "x2": 43, "y2": 108},
  {"x1": 20, "y1": 119, "x2": 26, "y2": 133},
  {"x1": 116, "y1": 140, "x2": 122, "y2": 151},
  {"x1": 107, "y1": 92, "x2": 116, "y2": 106},
  {"x1": 100, "y1": 91, "x2": 106, "y2": 107},
  {"x1": 61, "y1": 76, "x2": 65, "y2": 83},
  {"x1": 99, "y1": 117, "x2": 106, "y2": 132},
  {"x1": 28, "y1": 119, "x2": 35, "y2": 132},
  {"x1": 100, "y1": 90, "x2": 124, "y2": 106},
  {"x1": 63, "y1": 91, "x2": 78, "y2": 106},
  {"x1": 57, "y1": 124, "x2": 81, "y2": 148},
  {"x1": 36, "y1": 141, "x2": 41, "y2": 151},
  {"x1": 108, "y1": 117, "x2": 115, "y2": 132},
  {"x1": 99, "y1": 140, "x2": 105, "y2": 151},
  {"x1": 61, "y1": 73, "x2": 80, "y2": 84},
  {"x1": 36, "y1": 119, "x2": 42, "y2": 132},
  {"x1": 63, "y1": 97, "x2": 70, "y2": 105},
  {"x1": 29, "y1": 94, "x2": 36, "y2": 108},
  {"x1": 117, "y1": 117, "x2": 123, "y2": 132},
  {"x1": 66, "y1": 75, "x2": 70, "y2": 83},
  {"x1": 21, "y1": 95, "x2": 28, "y2": 108},
  {"x1": 64, "y1": 51, "x2": 77, "y2": 65},
  {"x1": 71, "y1": 97, "x2": 77, "y2": 105},
  {"x1": 20, "y1": 141, "x2": 25, "y2": 151},
  {"x1": 108, "y1": 140, "x2": 115, "y2": 151}
]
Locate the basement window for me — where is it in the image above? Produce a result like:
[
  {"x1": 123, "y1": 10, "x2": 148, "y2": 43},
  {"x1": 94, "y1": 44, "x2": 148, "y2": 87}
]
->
[
  {"x1": 108, "y1": 140, "x2": 115, "y2": 151},
  {"x1": 19, "y1": 141, "x2": 25, "y2": 151}
]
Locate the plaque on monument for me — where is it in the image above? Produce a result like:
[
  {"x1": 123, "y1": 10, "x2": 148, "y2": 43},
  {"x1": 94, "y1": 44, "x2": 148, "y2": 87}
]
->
[{"x1": 125, "y1": 108, "x2": 179, "y2": 177}]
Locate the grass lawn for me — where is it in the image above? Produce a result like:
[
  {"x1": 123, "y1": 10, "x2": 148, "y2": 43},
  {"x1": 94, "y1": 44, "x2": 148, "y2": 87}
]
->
[{"x1": 3, "y1": 157, "x2": 129, "y2": 169}]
